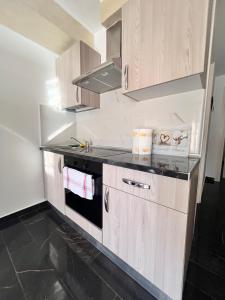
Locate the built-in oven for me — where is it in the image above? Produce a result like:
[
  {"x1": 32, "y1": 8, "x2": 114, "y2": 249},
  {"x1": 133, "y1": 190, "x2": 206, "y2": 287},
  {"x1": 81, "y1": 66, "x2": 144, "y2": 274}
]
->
[{"x1": 64, "y1": 155, "x2": 102, "y2": 229}]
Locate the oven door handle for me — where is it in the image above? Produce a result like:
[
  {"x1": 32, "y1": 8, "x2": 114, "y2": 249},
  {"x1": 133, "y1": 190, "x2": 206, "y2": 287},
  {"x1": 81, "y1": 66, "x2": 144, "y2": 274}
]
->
[{"x1": 104, "y1": 187, "x2": 109, "y2": 213}]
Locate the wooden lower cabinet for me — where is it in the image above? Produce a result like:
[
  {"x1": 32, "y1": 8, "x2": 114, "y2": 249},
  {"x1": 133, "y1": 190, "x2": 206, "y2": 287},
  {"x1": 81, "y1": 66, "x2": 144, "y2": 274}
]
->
[
  {"x1": 43, "y1": 151, "x2": 65, "y2": 214},
  {"x1": 103, "y1": 185, "x2": 187, "y2": 300}
]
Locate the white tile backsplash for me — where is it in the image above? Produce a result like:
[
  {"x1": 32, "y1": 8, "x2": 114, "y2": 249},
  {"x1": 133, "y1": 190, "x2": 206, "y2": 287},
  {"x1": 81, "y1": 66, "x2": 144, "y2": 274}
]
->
[
  {"x1": 41, "y1": 88, "x2": 204, "y2": 155},
  {"x1": 74, "y1": 88, "x2": 204, "y2": 154}
]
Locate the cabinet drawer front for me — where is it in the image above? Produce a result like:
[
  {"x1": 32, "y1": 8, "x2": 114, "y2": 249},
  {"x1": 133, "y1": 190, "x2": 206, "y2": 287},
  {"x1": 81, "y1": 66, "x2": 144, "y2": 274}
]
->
[{"x1": 103, "y1": 164, "x2": 190, "y2": 213}]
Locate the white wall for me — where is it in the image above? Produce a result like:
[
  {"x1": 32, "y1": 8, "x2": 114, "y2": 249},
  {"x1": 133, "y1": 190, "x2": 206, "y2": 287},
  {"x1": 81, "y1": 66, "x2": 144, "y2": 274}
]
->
[
  {"x1": 0, "y1": 26, "x2": 57, "y2": 217},
  {"x1": 205, "y1": 74, "x2": 225, "y2": 181},
  {"x1": 39, "y1": 104, "x2": 76, "y2": 145}
]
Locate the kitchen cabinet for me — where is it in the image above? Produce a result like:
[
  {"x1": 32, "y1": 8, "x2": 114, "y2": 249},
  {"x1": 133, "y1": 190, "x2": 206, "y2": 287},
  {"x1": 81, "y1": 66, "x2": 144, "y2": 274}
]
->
[
  {"x1": 103, "y1": 164, "x2": 190, "y2": 213},
  {"x1": 122, "y1": 0, "x2": 211, "y2": 98},
  {"x1": 43, "y1": 151, "x2": 65, "y2": 214},
  {"x1": 56, "y1": 41, "x2": 101, "y2": 111},
  {"x1": 103, "y1": 164, "x2": 199, "y2": 300}
]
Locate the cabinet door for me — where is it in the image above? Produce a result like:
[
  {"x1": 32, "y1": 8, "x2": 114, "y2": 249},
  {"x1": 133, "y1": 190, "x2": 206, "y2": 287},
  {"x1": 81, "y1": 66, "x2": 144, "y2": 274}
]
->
[
  {"x1": 56, "y1": 43, "x2": 81, "y2": 109},
  {"x1": 80, "y1": 41, "x2": 101, "y2": 108},
  {"x1": 56, "y1": 41, "x2": 101, "y2": 109},
  {"x1": 103, "y1": 185, "x2": 187, "y2": 300},
  {"x1": 43, "y1": 152, "x2": 65, "y2": 214},
  {"x1": 122, "y1": 0, "x2": 210, "y2": 93}
]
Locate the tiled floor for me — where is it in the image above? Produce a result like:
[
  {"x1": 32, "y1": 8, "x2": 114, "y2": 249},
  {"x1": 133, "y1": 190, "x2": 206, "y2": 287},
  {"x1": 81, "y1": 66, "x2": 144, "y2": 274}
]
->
[
  {"x1": 183, "y1": 179, "x2": 225, "y2": 300},
  {"x1": 0, "y1": 179, "x2": 225, "y2": 300},
  {"x1": 0, "y1": 203, "x2": 155, "y2": 300}
]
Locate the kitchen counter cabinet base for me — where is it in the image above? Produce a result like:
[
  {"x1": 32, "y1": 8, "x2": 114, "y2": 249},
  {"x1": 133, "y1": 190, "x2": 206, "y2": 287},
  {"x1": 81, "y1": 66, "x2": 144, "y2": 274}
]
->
[
  {"x1": 43, "y1": 151, "x2": 65, "y2": 214},
  {"x1": 103, "y1": 165, "x2": 199, "y2": 300}
]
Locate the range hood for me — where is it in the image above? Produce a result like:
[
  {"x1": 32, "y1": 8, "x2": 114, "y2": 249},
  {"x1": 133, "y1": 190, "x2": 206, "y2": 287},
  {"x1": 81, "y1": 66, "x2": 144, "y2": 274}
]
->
[{"x1": 72, "y1": 21, "x2": 122, "y2": 94}]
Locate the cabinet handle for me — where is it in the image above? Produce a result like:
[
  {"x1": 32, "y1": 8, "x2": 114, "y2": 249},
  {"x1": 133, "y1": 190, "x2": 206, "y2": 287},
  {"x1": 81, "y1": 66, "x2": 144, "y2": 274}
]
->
[
  {"x1": 124, "y1": 64, "x2": 128, "y2": 90},
  {"x1": 122, "y1": 178, "x2": 150, "y2": 190},
  {"x1": 58, "y1": 157, "x2": 62, "y2": 174},
  {"x1": 76, "y1": 86, "x2": 79, "y2": 103},
  {"x1": 104, "y1": 187, "x2": 109, "y2": 213}
]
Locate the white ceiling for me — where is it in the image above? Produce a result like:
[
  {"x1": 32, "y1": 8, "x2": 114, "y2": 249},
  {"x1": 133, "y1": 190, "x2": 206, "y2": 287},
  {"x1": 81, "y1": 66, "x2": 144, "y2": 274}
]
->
[{"x1": 54, "y1": 0, "x2": 103, "y2": 34}]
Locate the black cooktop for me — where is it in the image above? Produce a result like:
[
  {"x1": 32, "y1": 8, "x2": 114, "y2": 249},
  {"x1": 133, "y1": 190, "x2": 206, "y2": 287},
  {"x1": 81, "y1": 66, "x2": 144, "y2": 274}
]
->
[{"x1": 71, "y1": 147, "x2": 128, "y2": 157}]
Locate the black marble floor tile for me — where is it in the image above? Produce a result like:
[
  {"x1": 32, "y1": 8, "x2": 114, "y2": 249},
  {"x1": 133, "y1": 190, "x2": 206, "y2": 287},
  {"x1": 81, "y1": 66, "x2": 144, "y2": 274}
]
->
[
  {"x1": 10, "y1": 241, "x2": 55, "y2": 273},
  {"x1": 18, "y1": 270, "x2": 73, "y2": 300},
  {"x1": 183, "y1": 282, "x2": 213, "y2": 300},
  {"x1": 58, "y1": 223, "x2": 101, "y2": 264},
  {"x1": 0, "y1": 282, "x2": 25, "y2": 300},
  {"x1": 190, "y1": 238, "x2": 225, "y2": 280},
  {"x1": 1, "y1": 220, "x2": 33, "y2": 253},
  {"x1": 186, "y1": 261, "x2": 225, "y2": 300},
  {"x1": 90, "y1": 253, "x2": 156, "y2": 300},
  {"x1": 2, "y1": 180, "x2": 225, "y2": 300},
  {"x1": 0, "y1": 246, "x2": 13, "y2": 274},
  {"x1": 21, "y1": 210, "x2": 65, "y2": 248},
  {"x1": 54, "y1": 245, "x2": 117, "y2": 300},
  {"x1": 0, "y1": 265, "x2": 17, "y2": 288}
]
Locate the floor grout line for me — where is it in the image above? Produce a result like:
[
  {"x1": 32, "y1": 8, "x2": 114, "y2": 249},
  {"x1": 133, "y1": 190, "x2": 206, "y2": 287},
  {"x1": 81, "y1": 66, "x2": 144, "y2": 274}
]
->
[
  {"x1": 17, "y1": 269, "x2": 55, "y2": 274},
  {"x1": 3, "y1": 241, "x2": 28, "y2": 300}
]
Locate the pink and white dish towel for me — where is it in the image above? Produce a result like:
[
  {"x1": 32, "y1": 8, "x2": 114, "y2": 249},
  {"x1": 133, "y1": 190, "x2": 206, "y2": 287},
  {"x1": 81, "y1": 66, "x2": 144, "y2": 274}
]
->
[{"x1": 63, "y1": 167, "x2": 94, "y2": 200}]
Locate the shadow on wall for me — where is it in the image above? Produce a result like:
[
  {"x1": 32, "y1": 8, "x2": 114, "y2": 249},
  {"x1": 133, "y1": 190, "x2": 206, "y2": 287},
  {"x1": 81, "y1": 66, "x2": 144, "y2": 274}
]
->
[
  {"x1": 39, "y1": 104, "x2": 77, "y2": 145},
  {"x1": 0, "y1": 124, "x2": 44, "y2": 217}
]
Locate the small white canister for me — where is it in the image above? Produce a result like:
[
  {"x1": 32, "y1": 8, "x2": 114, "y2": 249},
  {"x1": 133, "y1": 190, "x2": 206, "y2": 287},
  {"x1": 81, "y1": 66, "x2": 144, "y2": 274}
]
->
[{"x1": 132, "y1": 129, "x2": 153, "y2": 155}]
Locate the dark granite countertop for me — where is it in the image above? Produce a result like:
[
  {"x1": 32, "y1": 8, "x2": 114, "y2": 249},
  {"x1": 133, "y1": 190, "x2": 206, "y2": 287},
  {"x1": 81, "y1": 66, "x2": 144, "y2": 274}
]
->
[{"x1": 40, "y1": 145, "x2": 200, "y2": 180}]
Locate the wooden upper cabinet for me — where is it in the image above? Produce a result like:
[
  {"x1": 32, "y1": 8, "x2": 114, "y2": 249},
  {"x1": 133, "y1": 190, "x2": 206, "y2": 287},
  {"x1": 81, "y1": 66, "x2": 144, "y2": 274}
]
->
[
  {"x1": 122, "y1": 0, "x2": 211, "y2": 95},
  {"x1": 56, "y1": 41, "x2": 101, "y2": 110}
]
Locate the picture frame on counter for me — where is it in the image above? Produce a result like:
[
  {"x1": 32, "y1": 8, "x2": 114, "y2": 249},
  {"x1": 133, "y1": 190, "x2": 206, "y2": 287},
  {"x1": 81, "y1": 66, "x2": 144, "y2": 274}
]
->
[{"x1": 152, "y1": 126, "x2": 191, "y2": 157}]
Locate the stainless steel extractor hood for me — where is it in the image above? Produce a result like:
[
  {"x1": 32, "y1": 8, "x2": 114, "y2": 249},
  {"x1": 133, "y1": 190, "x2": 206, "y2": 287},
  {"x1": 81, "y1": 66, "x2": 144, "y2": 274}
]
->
[{"x1": 72, "y1": 20, "x2": 122, "y2": 94}]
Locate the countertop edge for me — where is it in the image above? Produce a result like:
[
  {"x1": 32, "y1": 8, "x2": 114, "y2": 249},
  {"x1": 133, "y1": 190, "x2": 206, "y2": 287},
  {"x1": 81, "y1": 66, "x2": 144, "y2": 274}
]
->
[{"x1": 40, "y1": 147, "x2": 200, "y2": 181}]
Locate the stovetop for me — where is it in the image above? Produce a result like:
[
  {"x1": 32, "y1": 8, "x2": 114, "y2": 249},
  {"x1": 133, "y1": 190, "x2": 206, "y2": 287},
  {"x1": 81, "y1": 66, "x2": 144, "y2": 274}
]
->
[
  {"x1": 47, "y1": 145, "x2": 128, "y2": 158},
  {"x1": 71, "y1": 147, "x2": 128, "y2": 157}
]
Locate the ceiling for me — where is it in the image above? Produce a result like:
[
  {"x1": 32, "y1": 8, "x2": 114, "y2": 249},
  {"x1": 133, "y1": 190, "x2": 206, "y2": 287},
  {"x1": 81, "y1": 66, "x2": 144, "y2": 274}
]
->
[
  {"x1": 55, "y1": 0, "x2": 103, "y2": 33},
  {"x1": 0, "y1": 0, "x2": 94, "y2": 54}
]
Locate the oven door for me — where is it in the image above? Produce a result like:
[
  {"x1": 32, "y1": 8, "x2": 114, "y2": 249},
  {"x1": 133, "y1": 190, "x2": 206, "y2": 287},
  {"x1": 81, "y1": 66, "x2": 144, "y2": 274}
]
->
[{"x1": 64, "y1": 156, "x2": 102, "y2": 229}]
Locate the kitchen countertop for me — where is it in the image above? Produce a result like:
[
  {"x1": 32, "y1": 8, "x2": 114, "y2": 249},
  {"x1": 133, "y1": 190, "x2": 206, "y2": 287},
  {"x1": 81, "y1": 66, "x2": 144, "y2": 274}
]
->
[{"x1": 40, "y1": 145, "x2": 200, "y2": 180}]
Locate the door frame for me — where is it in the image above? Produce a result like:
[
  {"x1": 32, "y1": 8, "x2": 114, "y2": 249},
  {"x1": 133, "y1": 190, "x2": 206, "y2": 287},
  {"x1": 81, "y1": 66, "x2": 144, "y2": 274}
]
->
[{"x1": 196, "y1": 0, "x2": 217, "y2": 203}]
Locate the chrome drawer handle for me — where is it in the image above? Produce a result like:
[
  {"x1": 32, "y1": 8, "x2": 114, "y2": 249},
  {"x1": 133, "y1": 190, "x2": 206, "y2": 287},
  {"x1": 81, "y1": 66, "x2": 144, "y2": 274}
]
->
[
  {"x1": 124, "y1": 64, "x2": 128, "y2": 90},
  {"x1": 58, "y1": 157, "x2": 62, "y2": 174},
  {"x1": 122, "y1": 178, "x2": 150, "y2": 190},
  {"x1": 104, "y1": 187, "x2": 109, "y2": 213},
  {"x1": 76, "y1": 86, "x2": 79, "y2": 103}
]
